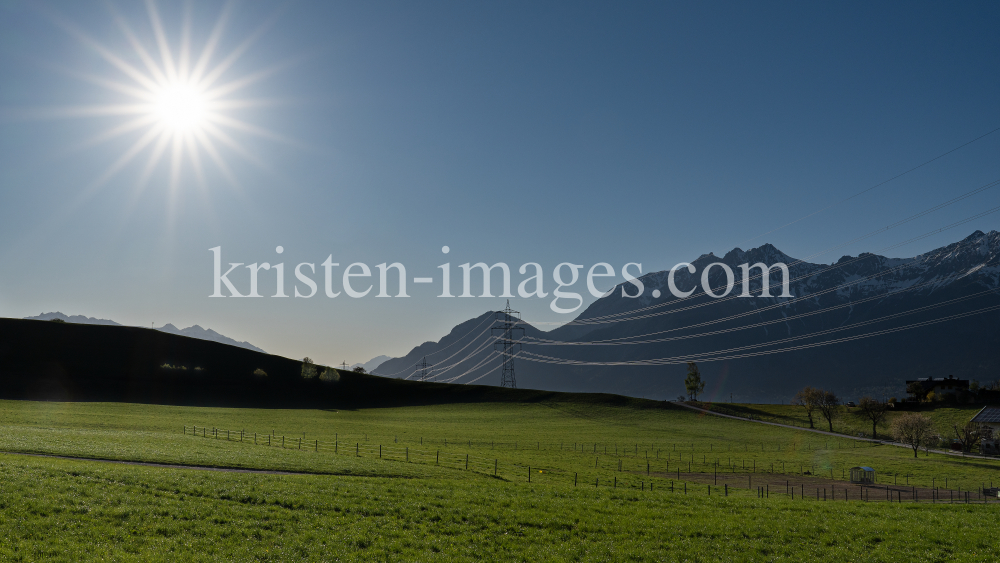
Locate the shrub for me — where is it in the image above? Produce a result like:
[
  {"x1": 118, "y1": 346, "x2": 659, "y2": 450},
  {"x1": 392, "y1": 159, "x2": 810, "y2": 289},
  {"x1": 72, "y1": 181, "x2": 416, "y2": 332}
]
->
[
  {"x1": 301, "y1": 357, "x2": 317, "y2": 379},
  {"x1": 253, "y1": 368, "x2": 267, "y2": 378}
]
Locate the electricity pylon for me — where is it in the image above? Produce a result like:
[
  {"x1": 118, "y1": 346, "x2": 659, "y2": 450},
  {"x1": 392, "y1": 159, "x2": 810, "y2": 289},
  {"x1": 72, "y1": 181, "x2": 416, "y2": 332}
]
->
[{"x1": 492, "y1": 300, "x2": 525, "y2": 388}]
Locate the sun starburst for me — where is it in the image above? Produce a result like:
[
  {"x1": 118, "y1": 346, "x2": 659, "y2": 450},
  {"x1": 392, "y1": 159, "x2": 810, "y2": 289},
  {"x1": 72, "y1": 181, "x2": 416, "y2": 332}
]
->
[{"x1": 42, "y1": 0, "x2": 291, "y2": 194}]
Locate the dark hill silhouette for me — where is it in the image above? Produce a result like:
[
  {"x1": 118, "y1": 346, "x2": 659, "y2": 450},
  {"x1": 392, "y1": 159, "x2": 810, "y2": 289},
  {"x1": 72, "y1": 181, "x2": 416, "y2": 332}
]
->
[{"x1": 0, "y1": 317, "x2": 669, "y2": 410}]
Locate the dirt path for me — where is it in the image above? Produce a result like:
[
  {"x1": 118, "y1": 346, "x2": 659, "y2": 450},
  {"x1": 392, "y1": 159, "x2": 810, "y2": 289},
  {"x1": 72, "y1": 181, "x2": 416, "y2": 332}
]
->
[{"x1": 0, "y1": 450, "x2": 325, "y2": 476}]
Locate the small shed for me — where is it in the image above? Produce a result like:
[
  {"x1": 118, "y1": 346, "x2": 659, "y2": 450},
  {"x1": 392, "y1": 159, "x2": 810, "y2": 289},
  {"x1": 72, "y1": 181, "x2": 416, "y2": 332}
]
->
[{"x1": 850, "y1": 466, "x2": 876, "y2": 484}]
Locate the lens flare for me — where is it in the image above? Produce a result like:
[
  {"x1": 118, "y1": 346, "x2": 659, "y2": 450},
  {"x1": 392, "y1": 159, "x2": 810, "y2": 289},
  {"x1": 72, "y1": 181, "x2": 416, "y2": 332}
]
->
[{"x1": 35, "y1": 1, "x2": 295, "y2": 194}]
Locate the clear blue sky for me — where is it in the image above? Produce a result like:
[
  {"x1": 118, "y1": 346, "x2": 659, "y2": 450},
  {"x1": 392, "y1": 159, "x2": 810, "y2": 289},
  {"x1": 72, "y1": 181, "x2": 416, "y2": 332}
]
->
[{"x1": 1, "y1": 1, "x2": 998, "y2": 366}]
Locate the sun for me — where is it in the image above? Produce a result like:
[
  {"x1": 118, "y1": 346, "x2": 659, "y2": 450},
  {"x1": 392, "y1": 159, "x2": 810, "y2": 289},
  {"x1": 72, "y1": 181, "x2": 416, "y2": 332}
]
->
[
  {"x1": 44, "y1": 1, "x2": 291, "y2": 192},
  {"x1": 153, "y1": 82, "x2": 207, "y2": 133}
]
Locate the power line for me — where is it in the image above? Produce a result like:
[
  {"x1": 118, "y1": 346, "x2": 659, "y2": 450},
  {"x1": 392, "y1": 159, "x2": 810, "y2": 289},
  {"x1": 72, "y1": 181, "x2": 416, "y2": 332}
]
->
[
  {"x1": 738, "y1": 125, "x2": 1000, "y2": 246},
  {"x1": 525, "y1": 274, "x2": 965, "y2": 347},
  {"x1": 520, "y1": 291, "x2": 1000, "y2": 367},
  {"x1": 527, "y1": 201, "x2": 1000, "y2": 332},
  {"x1": 526, "y1": 174, "x2": 1000, "y2": 329},
  {"x1": 378, "y1": 314, "x2": 496, "y2": 378}
]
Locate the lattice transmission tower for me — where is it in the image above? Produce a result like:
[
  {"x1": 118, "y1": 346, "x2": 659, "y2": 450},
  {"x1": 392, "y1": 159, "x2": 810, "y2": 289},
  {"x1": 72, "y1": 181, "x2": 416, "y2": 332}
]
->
[
  {"x1": 492, "y1": 300, "x2": 525, "y2": 388},
  {"x1": 414, "y1": 356, "x2": 433, "y2": 381}
]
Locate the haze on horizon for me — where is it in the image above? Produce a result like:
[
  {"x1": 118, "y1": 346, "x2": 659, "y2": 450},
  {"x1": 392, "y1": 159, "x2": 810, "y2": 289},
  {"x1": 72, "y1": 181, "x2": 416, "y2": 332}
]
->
[{"x1": 0, "y1": 1, "x2": 998, "y2": 367}]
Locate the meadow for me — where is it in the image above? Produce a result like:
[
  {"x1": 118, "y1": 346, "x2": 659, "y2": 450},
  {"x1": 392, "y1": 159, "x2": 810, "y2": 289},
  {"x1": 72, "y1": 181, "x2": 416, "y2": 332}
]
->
[{"x1": 1, "y1": 398, "x2": 998, "y2": 561}]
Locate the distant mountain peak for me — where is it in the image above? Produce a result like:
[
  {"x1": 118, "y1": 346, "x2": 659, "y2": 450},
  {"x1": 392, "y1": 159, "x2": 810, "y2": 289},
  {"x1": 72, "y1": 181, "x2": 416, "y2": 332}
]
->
[
  {"x1": 25, "y1": 312, "x2": 122, "y2": 326},
  {"x1": 156, "y1": 324, "x2": 265, "y2": 354},
  {"x1": 23, "y1": 312, "x2": 265, "y2": 354}
]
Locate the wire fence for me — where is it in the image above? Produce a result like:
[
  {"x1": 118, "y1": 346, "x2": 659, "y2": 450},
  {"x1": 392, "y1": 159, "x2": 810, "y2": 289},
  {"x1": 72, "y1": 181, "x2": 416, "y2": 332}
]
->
[{"x1": 183, "y1": 425, "x2": 1000, "y2": 503}]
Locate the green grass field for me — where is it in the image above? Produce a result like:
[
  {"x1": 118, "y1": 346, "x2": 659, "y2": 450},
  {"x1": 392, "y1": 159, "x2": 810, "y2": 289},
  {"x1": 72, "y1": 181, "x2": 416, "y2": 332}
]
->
[{"x1": 1, "y1": 398, "x2": 998, "y2": 561}]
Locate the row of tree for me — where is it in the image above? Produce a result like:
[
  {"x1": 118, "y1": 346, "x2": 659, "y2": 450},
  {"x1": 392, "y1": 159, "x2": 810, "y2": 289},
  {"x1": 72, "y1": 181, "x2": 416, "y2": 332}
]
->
[
  {"x1": 300, "y1": 357, "x2": 364, "y2": 382},
  {"x1": 793, "y1": 387, "x2": 893, "y2": 438},
  {"x1": 792, "y1": 386, "x2": 996, "y2": 457}
]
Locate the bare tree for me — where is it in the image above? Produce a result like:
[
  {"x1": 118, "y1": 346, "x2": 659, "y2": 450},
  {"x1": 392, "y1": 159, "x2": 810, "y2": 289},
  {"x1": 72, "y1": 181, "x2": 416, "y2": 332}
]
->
[
  {"x1": 890, "y1": 413, "x2": 935, "y2": 458},
  {"x1": 856, "y1": 397, "x2": 889, "y2": 439},
  {"x1": 792, "y1": 387, "x2": 822, "y2": 428},
  {"x1": 953, "y1": 422, "x2": 981, "y2": 453},
  {"x1": 817, "y1": 391, "x2": 840, "y2": 432},
  {"x1": 684, "y1": 362, "x2": 705, "y2": 401}
]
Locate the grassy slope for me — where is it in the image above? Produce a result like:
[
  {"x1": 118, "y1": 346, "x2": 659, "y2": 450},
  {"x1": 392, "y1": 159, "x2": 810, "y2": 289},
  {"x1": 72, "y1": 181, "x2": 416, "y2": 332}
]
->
[
  {"x1": 1, "y1": 454, "x2": 997, "y2": 563},
  {"x1": 3, "y1": 399, "x2": 999, "y2": 492},
  {"x1": 699, "y1": 401, "x2": 982, "y2": 441}
]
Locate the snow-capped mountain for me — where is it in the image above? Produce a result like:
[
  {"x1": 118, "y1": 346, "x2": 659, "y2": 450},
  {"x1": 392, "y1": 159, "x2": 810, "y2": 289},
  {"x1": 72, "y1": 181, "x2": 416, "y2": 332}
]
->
[{"x1": 375, "y1": 231, "x2": 1000, "y2": 401}]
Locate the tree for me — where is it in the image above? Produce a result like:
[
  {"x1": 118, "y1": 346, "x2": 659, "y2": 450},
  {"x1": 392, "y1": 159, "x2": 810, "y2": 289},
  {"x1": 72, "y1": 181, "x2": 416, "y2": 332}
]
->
[
  {"x1": 319, "y1": 367, "x2": 340, "y2": 382},
  {"x1": 890, "y1": 413, "x2": 935, "y2": 458},
  {"x1": 856, "y1": 397, "x2": 889, "y2": 439},
  {"x1": 792, "y1": 387, "x2": 822, "y2": 429},
  {"x1": 906, "y1": 381, "x2": 927, "y2": 402},
  {"x1": 252, "y1": 368, "x2": 267, "y2": 379},
  {"x1": 301, "y1": 357, "x2": 317, "y2": 379},
  {"x1": 684, "y1": 362, "x2": 705, "y2": 401},
  {"x1": 817, "y1": 390, "x2": 840, "y2": 432},
  {"x1": 352, "y1": 366, "x2": 367, "y2": 374},
  {"x1": 953, "y1": 422, "x2": 981, "y2": 453}
]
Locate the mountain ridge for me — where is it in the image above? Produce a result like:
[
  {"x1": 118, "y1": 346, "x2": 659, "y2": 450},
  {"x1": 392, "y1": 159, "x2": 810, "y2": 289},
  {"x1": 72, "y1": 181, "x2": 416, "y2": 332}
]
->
[
  {"x1": 375, "y1": 230, "x2": 1000, "y2": 401},
  {"x1": 23, "y1": 312, "x2": 265, "y2": 354}
]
